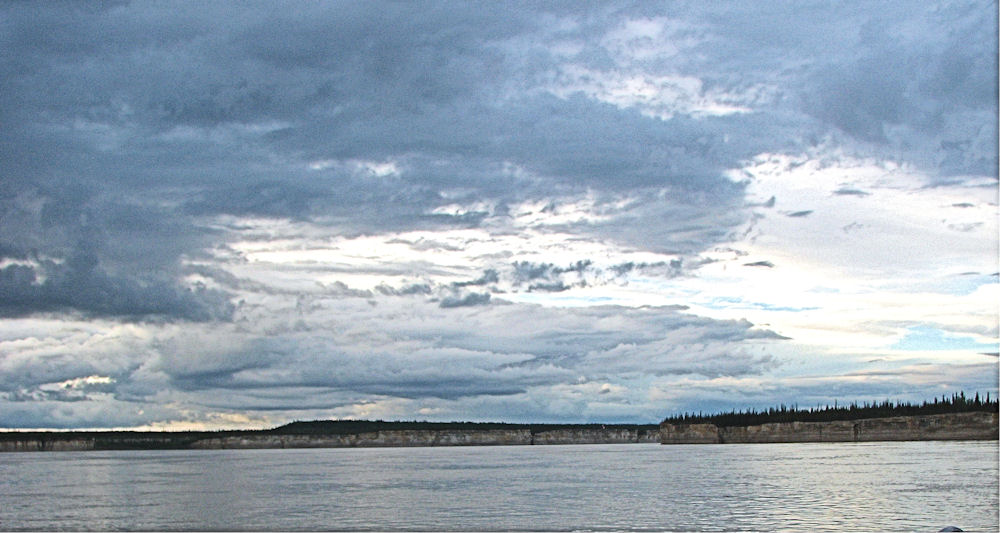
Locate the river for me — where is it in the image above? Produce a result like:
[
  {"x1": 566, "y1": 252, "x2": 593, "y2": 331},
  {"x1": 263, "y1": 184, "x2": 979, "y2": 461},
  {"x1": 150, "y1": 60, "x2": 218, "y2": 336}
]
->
[{"x1": 1, "y1": 441, "x2": 996, "y2": 531}]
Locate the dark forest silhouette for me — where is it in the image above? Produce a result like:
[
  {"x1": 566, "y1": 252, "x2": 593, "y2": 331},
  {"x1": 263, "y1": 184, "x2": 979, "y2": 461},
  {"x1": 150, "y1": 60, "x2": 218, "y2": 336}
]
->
[{"x1": 661, "y1": 391, "x2": 998, "y2": 427}]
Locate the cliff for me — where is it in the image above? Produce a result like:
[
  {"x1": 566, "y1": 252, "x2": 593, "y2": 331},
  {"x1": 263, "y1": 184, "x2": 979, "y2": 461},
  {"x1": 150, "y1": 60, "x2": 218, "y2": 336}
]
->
[
  {"x1": 191, "y1": 427, "x2": 658, "y2": 449},
  {"x1": 659, "y1": 411, "x2": 999, "y2": 444},
  {"x1": 189, "y1": 429, "x2": 534, "y2": 449},
  {"x1": 5, "y1": 412, "x2": 991, "y2": 451},
  {"x1": 0, "y1": 426, "x2": 658, "y2": 452}
]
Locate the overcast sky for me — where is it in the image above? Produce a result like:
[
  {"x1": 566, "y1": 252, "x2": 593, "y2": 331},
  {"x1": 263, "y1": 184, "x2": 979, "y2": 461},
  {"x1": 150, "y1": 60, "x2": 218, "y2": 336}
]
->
[{"x1": 1, "y1": 1, "x2": 997, "y2": 430}]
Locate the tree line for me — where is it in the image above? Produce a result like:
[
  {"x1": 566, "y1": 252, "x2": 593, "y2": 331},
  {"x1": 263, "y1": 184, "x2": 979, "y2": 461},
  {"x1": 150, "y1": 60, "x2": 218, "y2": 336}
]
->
[{"x1": 661, "y1": 391, "x2": 998, "y2": 428}]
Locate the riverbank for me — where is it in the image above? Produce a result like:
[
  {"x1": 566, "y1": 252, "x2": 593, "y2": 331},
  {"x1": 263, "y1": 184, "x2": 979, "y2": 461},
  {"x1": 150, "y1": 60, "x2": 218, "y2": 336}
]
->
[
  {"x1": 659, "y1": 411, "x2": 998, "y2": 444},
  {"x1": 0, "y1": 423, "x2": 659, "y2": 452},
  {"x1": 2, "y1": 411, "x2": 996, "y2": 452}
]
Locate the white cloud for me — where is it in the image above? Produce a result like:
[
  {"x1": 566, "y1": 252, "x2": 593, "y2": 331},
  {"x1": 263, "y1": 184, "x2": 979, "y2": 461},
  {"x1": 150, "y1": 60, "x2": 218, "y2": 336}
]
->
[
  {"x1": 308, "y1": 158, "x2": 401, "y2": 178},
  {"x1": 548, "y1": 66, "x2": 753, "y2": 119}
]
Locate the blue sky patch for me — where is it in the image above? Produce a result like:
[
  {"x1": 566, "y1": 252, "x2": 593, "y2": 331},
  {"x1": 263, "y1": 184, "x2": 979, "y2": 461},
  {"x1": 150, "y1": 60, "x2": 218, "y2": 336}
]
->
[{"x1": 891, "y1": 326, "x2": 998, "y2": 352}]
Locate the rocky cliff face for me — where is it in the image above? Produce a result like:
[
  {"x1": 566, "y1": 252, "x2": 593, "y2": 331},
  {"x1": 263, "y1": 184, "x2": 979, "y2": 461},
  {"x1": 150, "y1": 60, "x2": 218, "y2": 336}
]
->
[
  {"x1": 189, "y1": 429, "x2": 535, "y2": 449},
  {"x1": 532, "y1": 428, "x2": 658, "y2": 445},
  {"x1": 184, "y1": 428, "x2": 659, "y2": 448},
  {"x1": 654, "y1": 423, "x2": 720, "y2": 444},
  {"x1": 5, "y1": 414, "x2": 989, "y2": 451},
  {"x1": 0, "y1": 439, "x2": 94, "y2": 452},
  {"x1": 660, "y1": 412, "x2": 999, "y2": 444},
  {"x1": 0, "y1": 427, "x2": 658, "y2": 452},
  {"x1": 0, "y1": 434, "x2": 200, "y2": 452}
]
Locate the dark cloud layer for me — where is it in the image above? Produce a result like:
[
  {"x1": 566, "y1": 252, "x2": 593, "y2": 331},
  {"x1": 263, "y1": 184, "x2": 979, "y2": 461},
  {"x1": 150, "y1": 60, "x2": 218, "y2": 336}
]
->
[
  {"x1": 439, "y1": 292, "x2": 492, "y2": 308},
  {"x1": 5, "y1": 1, "x2": 992, "y2": 321},
  {"x1": 0, "y1": 295, "x2": 789, "y2": 427},
  {"x1": 0, "y1": 1, "x2": 995, "y2": 428},
  {"x1": 0, "y1": 251, "x2": 232, "y2": 321}
]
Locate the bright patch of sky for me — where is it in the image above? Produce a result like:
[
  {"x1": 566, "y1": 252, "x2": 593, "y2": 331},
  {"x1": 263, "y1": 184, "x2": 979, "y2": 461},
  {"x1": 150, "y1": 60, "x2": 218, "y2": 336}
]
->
[{"x1": 892, "y1": 326, "x2": 999, "y2": 352}]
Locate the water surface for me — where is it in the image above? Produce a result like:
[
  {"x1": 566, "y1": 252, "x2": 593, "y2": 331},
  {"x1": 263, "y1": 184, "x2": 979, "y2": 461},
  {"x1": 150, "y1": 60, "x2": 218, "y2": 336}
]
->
[{"x1": 1, "y1": 441, "x2": 996, "y2": 531}]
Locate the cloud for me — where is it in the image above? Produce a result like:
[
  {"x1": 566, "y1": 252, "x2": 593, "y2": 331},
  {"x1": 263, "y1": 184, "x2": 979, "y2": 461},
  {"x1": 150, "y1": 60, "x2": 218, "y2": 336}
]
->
[
  {"x1": 452, "y1": 269, "x2": 500, "y2": 288},
  {"x1": 510, "y1": 260, "x2": 594, "y2": 293},
  {"x1": 0, "y1": 249, "x2": 233, "y2": 321},
  {"x1": 0, "y1": 1, "x2": 774, "y2": 323},
  {"x1": 375, "y1": 283, "x2": 433, "y2": 296},
  {"x1": 832, "y1": 188, "x2": 871, "y2": 197},
  {"x1": 0, "y1": 2, "x2": 995, "y2": 428},
  {"x1": 0, "y1": 296, "x2": 787, "y2": 426},
  {"x1": 440, "y1": 291, "x2": 492, "y2": 308}
]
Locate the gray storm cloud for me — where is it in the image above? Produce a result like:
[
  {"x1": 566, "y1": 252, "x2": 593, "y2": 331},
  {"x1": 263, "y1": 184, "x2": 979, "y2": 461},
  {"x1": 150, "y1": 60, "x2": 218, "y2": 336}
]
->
[
  {"x1": 0, "y1": 298, "x2": 782, "y2": 426},
  {"x1": 0, "y1": 1, "x2": 995, "y2": 428}
]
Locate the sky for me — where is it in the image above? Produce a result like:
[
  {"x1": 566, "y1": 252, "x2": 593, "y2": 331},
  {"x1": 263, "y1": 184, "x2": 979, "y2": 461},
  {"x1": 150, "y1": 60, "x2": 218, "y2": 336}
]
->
[{"x1": 0, "y1": 1, "x2": 997, "y2": 430}]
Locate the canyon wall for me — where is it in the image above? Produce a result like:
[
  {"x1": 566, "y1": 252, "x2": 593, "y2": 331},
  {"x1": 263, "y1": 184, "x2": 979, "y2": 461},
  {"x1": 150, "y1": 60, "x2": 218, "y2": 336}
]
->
[{"x1": 659, "y1": 412, "x2": 999, "y2": 444}]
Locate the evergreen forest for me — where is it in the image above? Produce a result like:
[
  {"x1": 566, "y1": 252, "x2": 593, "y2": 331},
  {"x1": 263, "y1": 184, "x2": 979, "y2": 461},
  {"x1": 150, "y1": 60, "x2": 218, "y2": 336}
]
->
[{"x1": 661, "y1": 391, "x2": 998, "y2": 427}]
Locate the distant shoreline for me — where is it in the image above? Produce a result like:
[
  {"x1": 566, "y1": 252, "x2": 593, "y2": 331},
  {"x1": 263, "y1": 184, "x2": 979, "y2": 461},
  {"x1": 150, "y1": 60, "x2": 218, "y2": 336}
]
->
[
  {"x1": 660, "y1": 411, "x2": 998, "y2": 444},
  {"x1": 1, "y1": 412, "x2": 997, "y2": 451},
  {"x1": 0, "y1": 422, "x2": 660, "y2": 452}
]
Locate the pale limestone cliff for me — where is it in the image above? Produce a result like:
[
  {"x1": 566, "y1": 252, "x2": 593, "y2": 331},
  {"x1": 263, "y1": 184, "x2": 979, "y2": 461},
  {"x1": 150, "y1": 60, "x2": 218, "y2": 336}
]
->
[
  {"x1": 4, "y1": 413, "x2": 991, "y2": 452},
  {"x1": 185, "y1": 428, "x2": 659, "y2": 448},
  {"x1": 0, "y1": 435, "x2": 196, "y2": 452},
  {"x1": 189, "y1": 429, "x2": 535, "y2": 449},
  {"x1": 655, "y1": 423, "x2": 720, "y2": 444},
  {"x1": 0, "y1": 439, "x2": 94, "y2": 452},
  {"x1": 531, "y1": 428, "x2": 658, "y2": 445},
  {"x1": 660, "y1": 412, "x2": 999, "y2": 444},
  {"x1": 0, "y1": 427, "x2": 657, "y2": 452}
]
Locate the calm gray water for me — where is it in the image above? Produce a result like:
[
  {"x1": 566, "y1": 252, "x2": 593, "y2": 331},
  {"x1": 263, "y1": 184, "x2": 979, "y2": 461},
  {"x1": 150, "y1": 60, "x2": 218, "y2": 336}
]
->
[{"x1": 0, "y1": 441, "x2": 996, "y2": 531}]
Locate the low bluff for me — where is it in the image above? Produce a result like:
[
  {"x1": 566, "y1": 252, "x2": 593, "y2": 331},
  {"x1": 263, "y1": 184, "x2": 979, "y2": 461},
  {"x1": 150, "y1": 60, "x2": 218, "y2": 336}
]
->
[
  {"x1": 2, "y1": 413, "x2": 996, "y2": 452},
  {"x1": 190, "y1": 427, "x2": 659, "y2": 449},
  {"x1": 659, "y1": 412, "x2": 999, "y2": 444},
  {"x1": 0, "y1": 427, "x2": 659, "y2": 452}
]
